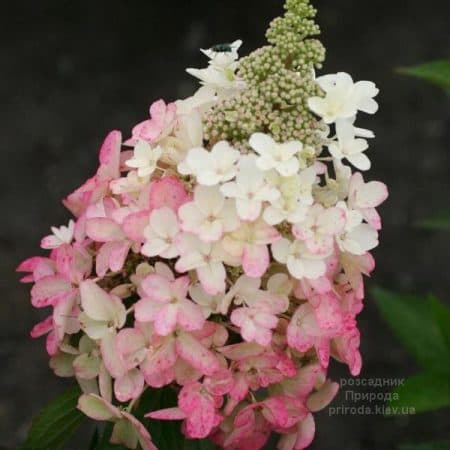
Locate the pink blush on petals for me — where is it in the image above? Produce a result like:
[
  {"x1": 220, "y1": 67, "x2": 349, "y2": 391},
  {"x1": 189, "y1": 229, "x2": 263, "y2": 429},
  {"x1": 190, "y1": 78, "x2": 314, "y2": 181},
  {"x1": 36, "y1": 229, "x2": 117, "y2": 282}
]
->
[{"x1": 149, "y1": 176, "x2": 190, "y2": 212}]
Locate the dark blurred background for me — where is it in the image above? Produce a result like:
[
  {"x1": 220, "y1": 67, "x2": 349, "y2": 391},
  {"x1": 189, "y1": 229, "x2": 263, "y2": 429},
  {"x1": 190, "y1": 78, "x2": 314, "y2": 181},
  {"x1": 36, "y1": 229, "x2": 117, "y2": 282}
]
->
[{"x1": 1, "y1": 0, "x2": 449, "y2": 449}]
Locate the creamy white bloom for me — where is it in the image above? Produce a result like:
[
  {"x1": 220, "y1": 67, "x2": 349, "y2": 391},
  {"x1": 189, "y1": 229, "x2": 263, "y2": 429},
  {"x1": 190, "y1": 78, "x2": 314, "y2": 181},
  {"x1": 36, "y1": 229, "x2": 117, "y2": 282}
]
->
[
  {"x1": 293, "y1": 204, "x2": 346, "y2": 255},
  {"x1": 178, "y1": 141, "x2": 240, "y2": 186},
  {"x1": 249, "y1": 133, "x2": 301, "y2": 177},
  {"x1": 338, "y1": 223, "x2": 378, "y2": 256},
  {"x1": 347, "y1": 172, "x2": 388, "y2": 230},
  {"x1": 110, "y1": 170, "x2": 149, "y2": 195},
  {"x1": 353, "y1": 125, "x2": 375, "y2": 139},
  {"x1": 265, "y1": 166, "x2": 316, "y2": 207},
  {"x1": 314, "y1": 160, "x2": 352, "y2": 207},
  {"x1": 336, "y1": 201, "x2": 379, "y2": 255},
  {"x1": 308, "y1": 72, "x2": 379, "y2": 124},
  {"x1": 79, "y1": 280, "x2": 126, "y2": 340},
  {"x1": 298, "y1": 144, "x2": 317, "y2": 170},
  {"x1": 175, "y1": 234, "x2": 239, "y2": 295},
  {"x1": 189, "y1": 283, "x2": 224, "y2": 318},
  {"x1": 220, "y1": 276, "x2": 263, "y2": 314},
  {"x1": 342, "y1": 115, "x2": 376, "y2": 139},
  {"x1": 348, "y1": 172, "x2": 389, "y2": 210},
  {"x1": 221, "y1": 217, "x2": 280, "y2": 278},
  {"x1": 271, "y1": 238, "x2": 327, "y2": 280},
  {"x1": 186, "y1": 40, "x2": 245, "y2": 96},
  {"x1": 220, "y1": 156, "x2": 280, "y2": 221},
  {"x1": 175, "y1": 86, "x2": 217, "y2": 116},
  {"x1": 159, "y1": 112, "x2": 204, "y2": 165},
  {"x1": 297, "y1": 166, "x2": 318, "y2": 205},
  {"x1": 328, "y1": 119, "x2": 371, "y2": 171},
  {"x1": 262, "y1": 165, "x2": 316, "y2": 225},
  {"x1": 263, "y1": 196, "x2": 309, "y2": 225},
  {"x1": 178, "y1": 185, "x2": 240, "y2": 242},
  {"x1": 333, "y1": 159, "x2": 352, "y2": 199},
  {"x1": 160, "y1": 86, "x2": 217, "y2": 165},
  {"x1": 41, "y1": 220, "x2": 75, "y2": 249},
  {"x1": 125, "y1": 140, "x2": 162, "y2": 177},
  {"x1": 141, "y1": 207, "x2": 180, "y2": 259},
  {"x1": 267, "y1": 273, "x2": 294, "y2": 298}
]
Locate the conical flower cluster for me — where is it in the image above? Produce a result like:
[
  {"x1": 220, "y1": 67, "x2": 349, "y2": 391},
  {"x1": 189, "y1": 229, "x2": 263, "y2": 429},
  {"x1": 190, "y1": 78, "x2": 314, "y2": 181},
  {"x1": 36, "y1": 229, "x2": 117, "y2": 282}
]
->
[
  {"x1": 18, "y1": 1, "x2": 387, "y2": 449},
  {"x1": 204, "y1": 0, "x2": 326, "y2": 148}
]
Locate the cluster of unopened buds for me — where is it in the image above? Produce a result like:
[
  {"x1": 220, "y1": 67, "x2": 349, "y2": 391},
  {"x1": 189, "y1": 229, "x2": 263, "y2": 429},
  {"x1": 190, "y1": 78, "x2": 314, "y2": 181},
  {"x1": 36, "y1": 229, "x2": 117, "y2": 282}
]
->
[{"x1": 18, "y1": 35, "x2": 388, "y2": 450}]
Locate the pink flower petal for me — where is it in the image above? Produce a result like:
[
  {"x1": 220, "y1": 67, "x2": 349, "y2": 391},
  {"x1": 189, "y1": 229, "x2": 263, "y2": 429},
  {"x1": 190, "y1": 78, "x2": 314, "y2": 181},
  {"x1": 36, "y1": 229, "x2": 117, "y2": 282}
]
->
[
  {"x1": 154, "y1": 304, "x2": 178, "y2": 336},
  {"x1": 140, "y1": 274, "x2": 172, "y2": 302},
  {"x1": 96, "y1": 240, "x2": 131, "y2": 277},
  {"x1": 30, "y1": 316, "x2": 53, "y2": 338},
  {"x1": 149, "y1": 176, "x2": 190, "y2": 212},
  {"x1": 116, "y1": 328, "x2": 147, "y2": 370},
  {"x1": 86, "y1": 217, "x2": 125, "y2": 242},
  {"x1": 52, "y1": 290, "x2": 79, "y2": 339},
  {"x1": 242, "y1": 244, "x2": 269, "y2": 278},
  {"x1": 31, "y1": 275, "x2": 72, "y2": 308},
  {"x1": 177, "y1": 300, "x2": 205, "y2": 332},
  {"x1": 114, "y1": 369, "x2": 145, "y2": 402},
  {"x1": 134, "y1": 298, "x2": 161, "y2": 323},
  {"x1": 185, "y1": 401, "x2": 218, "y2": 439},
  {"x1": 141, "y1": 339, "x2": 177, "y2": 386},
  {"x1": 197, "y1": 263, "x2": 226, "y2": 295},
  {"x1": 146, "y1": 407, "x2": 187, "y2": 420},
  {"x1": 97, "y1": 130, "x2": 122, "y2": 180},
  {"x1": 100, "y1": 331, "x2": 127, "y2": 379},
  {"x1": 17, "y1": 256, "x2": 50, "y2": 273},
  {"x1": 63, "y1": 176, "x2": 109, "y2": 217},
  {"x1": 109, "y1": 241, "x2": 131, "y2": 272},
  {"x1": 122, "y1": 210, "x2": 150, "y2": 242},
  {"x1": 204, "y1": 369, "x2": 235, "y2": 396},
  {"x1": 261, "y1": 397, "x2": 289, "y2": 428},
  {"x1": 45, "y1": 331, "x2": 58, "y2": 356},
  {"x1": 176, "y1": 332, "x2": 219, "y2": 376}
]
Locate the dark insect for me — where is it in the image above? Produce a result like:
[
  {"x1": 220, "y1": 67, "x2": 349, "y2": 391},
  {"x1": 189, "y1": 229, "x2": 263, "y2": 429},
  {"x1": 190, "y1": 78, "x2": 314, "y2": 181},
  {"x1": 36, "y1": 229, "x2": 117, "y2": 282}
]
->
[{"x1": 211, "y1": 43, "x2": 234, "y2": 53}]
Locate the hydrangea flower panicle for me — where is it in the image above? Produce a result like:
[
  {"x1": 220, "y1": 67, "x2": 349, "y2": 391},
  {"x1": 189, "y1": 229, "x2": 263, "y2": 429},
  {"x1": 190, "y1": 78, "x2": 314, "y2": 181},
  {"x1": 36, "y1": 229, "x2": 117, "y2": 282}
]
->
[{"x1": 20, "y1": 1, "x2": 388, "y2": 448}]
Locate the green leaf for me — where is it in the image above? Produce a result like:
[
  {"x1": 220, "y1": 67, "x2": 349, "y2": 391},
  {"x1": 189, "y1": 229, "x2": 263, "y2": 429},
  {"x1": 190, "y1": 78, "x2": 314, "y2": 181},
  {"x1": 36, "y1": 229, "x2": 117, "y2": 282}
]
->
[
  {"x1": 20, "y1": 385, "x2": 85, "y2": 450},
  {"x1": 399, "y1": 440, "x2": 450, "y2": 450},
  {"x1": 430, "y1": 295, "x2": 450, "y2": 352},
  {"x1": 89, "y1": 428, "x2": 100, "y2": 450},
  {"x1": 92, "y1": 423, "x2": 123, "y2": 450},
  {"x1": 397, "y1": 60, "x2": 450, "y2": 92},
  {"x1": 372, "y1": 287, "x2": 450, "y2": 371},
  {"x1": 416, "y1": 212, "x2": 450, "y2": 231},
  {"x1": 389, "y1": 372, "x2": 450, "y2": 413}
]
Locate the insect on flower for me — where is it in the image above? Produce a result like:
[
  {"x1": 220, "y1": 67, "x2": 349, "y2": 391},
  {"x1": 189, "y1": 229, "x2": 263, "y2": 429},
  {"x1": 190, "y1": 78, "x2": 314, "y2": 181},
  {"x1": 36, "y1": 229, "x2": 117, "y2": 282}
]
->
[{"x1": 211, "y1": 42, "x2": 235, "y2": 53}]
